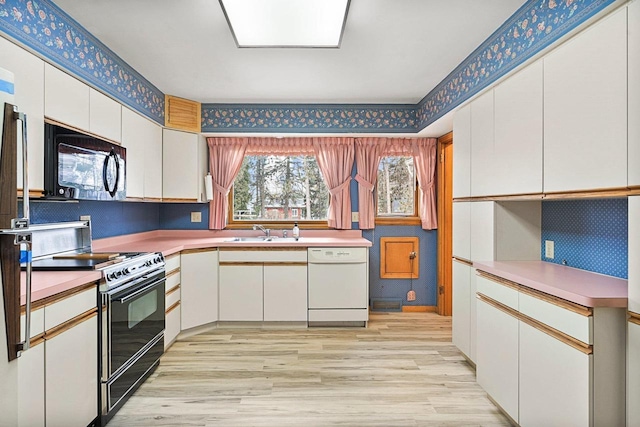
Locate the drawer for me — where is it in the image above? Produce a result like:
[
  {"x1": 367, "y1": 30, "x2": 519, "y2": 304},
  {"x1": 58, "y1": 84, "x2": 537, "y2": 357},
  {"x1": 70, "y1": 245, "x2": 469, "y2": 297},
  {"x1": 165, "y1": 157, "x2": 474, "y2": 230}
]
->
[
  {"x1": 519, "y1": 291, "x2": 592, "y2": 344},
  {"x1": 165, "y1": 285, "x2": 180, "y2": 308},
  {"x1": 165, "y1": 253, "x2": 181, "y2": 272},
  {"x1": 45, "y1": 287, "x2": 97, "y2": 331},
  {"x1": 165, "y1": 268, "x2": 181, "y2": 290},
  {"x1": 219, "y1": 249, "x2": 307, "y2": 263},
  {"x1": 476, "y1": 273, "x2": 519, "y2": 311}
]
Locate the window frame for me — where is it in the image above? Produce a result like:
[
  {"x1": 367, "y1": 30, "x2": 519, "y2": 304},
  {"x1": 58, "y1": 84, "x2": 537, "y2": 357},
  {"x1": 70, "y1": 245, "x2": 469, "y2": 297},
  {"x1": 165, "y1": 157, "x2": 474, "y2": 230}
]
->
[{"x1": 374, "y1": 155, "x2": 421, "y2": 226}]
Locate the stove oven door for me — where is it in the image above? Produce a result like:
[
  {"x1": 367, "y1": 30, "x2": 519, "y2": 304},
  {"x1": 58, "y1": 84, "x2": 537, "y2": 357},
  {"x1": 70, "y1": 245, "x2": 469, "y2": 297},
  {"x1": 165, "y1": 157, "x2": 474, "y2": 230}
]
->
[{"x1": 106, "y1": 271, "x2": 165, "y2": 377}]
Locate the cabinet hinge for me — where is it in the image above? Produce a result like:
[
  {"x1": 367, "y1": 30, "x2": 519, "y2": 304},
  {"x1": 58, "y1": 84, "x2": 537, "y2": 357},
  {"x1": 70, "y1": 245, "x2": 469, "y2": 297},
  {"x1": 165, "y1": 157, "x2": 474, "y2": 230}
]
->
[{"x1": 439, "y1": 285, "x2": 445, "y2": 295}]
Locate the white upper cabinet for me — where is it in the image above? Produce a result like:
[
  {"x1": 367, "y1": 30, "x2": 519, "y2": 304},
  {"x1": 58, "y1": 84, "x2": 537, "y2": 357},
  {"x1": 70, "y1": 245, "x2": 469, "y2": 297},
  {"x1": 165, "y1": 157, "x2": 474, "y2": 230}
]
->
[
  {"x1": 453, "y1": 104, "x2": 471, "y2": 198},
  {"x1": 0, "y1": 37, "x2": 45, "y2": 193},
  {"x1": 163, "y1": 129, "x2": 205, "y2": 202},
  {"x1": 470, "y1": 201, "x2": 495, "y2": 262},
  {"x1": 122, "y1": 107, "x2": 163, "y2": 200},
  {"x1": 493, "y1": 60, "x2": 543, "y2": 196},
  {"x1": 144, "y1": 120, "x2": 163, "y2": 201},
  {"x1": 470, "y1": 90, "x2": 494, "y2": 197},
  {"x1": 121, "y1": 107, "x2": 146, "y2": 199},
  {"x1": 629, "y1": 0, "x2": 640, "y2": 186},
  {"x1": 44, "y1": 64, "x2": 90, "y2": 131},
  {"x1": 89, "y1": 88, "x2": 121, "y2": 142},
  {"x1": 543, "y1": 7, "x2": 627, "y2": 193},
  {"x1": 452, "y1": 201, "x2": 471, "y2": 260}
]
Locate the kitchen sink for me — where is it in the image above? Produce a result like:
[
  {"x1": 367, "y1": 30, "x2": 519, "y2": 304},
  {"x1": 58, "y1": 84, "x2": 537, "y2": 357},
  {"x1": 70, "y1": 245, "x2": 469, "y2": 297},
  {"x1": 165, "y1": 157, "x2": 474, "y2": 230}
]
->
[{"x1": 226, "y1": 236, "x2": 301, "y2": 242}]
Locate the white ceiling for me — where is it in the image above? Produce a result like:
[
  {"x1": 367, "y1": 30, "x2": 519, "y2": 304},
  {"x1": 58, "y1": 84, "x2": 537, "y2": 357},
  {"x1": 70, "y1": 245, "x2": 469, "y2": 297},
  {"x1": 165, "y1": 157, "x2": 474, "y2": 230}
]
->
[{"x1": 54, "y1": 0, "x2": 526, "y2": 105}]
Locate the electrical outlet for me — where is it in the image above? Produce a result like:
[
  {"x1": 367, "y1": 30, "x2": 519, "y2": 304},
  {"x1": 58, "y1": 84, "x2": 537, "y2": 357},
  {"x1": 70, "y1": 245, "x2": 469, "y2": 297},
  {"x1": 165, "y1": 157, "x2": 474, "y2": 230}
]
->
[
  {"x1": 545, "y1": 240, "x2": 554, "y2": 259},
  {"x1": 80, "y1": 215, "x2": 91, "y2": 221},
  {"x1": 351, "y1": 211, "x2": 359, "y2": 222},
  {"x1": 190, "y1": 212, "x2": 202, "y2": 223}
]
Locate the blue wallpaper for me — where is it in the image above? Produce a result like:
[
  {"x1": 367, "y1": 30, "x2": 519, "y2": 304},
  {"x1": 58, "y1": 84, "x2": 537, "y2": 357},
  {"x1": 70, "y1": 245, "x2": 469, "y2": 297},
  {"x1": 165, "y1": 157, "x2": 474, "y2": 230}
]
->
[
  {"x1": 159, "y1": 203, "x2": 209, "y2": 230},
  {"x1": 0, "y1": 0, "x2": 616, "y2": 133},
  {"x1": 541, "y1": 199, "x2": 628, "y2": 279},
  {"x1": 21, "y1": 200, "x2": 211, "y2": 238},
  {"x1": 363, "y1": 226, "x2": 438, "y2": 307},
  {"x1": 0, "y1": 0, "x2": 165, "y2": 124}
]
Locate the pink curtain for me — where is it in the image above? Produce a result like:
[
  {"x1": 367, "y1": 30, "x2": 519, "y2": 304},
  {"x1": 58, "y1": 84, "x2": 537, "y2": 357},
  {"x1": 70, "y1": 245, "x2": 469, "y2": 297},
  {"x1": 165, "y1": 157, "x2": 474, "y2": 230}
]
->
[
  {"x1": 313, "y1": 137, "x2": 355, "y2": 229},
  {"x1": 354, "y1": 138, "x2": 387, "y2": 229},
  {"x1": 246, "y1": 137, "x2": 315, "y2": 155},
  {"x1": 207, "y1": 137, "x2": 248, "y2": 229},
  {"x1": 412, "y1": 138, "x2": 438, "y2": 230}
]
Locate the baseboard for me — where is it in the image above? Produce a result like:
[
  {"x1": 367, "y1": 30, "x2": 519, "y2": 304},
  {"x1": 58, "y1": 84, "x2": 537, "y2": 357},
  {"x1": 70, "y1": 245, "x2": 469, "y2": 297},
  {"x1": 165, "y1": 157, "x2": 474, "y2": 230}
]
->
[{"x1": 401, "y1": 305, "x2": 437, "y2": 313}]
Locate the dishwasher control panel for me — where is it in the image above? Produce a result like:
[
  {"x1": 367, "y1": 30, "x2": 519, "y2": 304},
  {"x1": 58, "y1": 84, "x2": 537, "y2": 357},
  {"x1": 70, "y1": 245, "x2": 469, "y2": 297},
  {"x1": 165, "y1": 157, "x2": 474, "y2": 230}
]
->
[{"x1": 308, "y1": 247, "x2": 368, "y2": 263}]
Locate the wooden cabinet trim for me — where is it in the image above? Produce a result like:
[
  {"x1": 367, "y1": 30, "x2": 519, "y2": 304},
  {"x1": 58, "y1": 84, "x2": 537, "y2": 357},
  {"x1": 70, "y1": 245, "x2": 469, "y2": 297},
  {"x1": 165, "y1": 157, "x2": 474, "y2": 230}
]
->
[
  {"x1": 166, "y1": 268, "x2": 181, "y2": 278},
  {"x1": 477, "y1": 293, "x2": 519, "y2": 319},
  {"x1": 453, "y1": 257, "x2": 473, "y2": 266},
  {"x1": 476, "y1": 270, "x2": 520, "y2": 292},
  {"x1": 478, "y1": 293, "x2": 592, "y2": 355},
  {"x1": 630, "y1": 312, "x2": 640, "y2": 326},
  {"x1": 163, "y1": 198, "x2": 198, "y2": 203},
  {"x1": 22, "y1": 282, "x2": 98, "y2": 312},
  {"x1": 454, "y1": 187, "x2": 634, "y2": 202},
  {"x1": 29, "y1": 333, "x2": 45, "y2": 348},
  {"x1": 476, "y1": 269, "x2": 592, "y2": 317},
  {"x1": 166, "y1": 284, "x2": 180, "y2": 296},
  {"x1": 181, "y1": 248, "x2": 217, "y2": 255},
  {"x1": 44, "y1": 308, "x2": 97, "y2": 340},
  {"x1": 220, "y1": 247, "x2": 307, "y2": 252},
  {"x1": 220, "y1": 262, "x2": 264, "y2": 267},
  {"x1": 143, "y1": 197, "x2": 163, "y2": 202},
  {"x1": 519, "y1": 311, "x2": 592, "y2": 355},
  {"x1": 166, "y1": 301, "x2": 180, "y2": 315},
  {"x1": 263, "y1": 262, "x2": 307, "y2": 267},
  {"x1": 518, "y1": 285, "x2": 592, "y2": 317}
]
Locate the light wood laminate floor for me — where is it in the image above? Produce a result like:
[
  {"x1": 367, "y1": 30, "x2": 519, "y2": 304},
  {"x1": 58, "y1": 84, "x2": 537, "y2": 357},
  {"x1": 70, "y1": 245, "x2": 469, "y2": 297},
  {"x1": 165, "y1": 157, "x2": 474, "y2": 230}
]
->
[{"x1": 109, "y1": 312, "x2": 509, "y2": 426}]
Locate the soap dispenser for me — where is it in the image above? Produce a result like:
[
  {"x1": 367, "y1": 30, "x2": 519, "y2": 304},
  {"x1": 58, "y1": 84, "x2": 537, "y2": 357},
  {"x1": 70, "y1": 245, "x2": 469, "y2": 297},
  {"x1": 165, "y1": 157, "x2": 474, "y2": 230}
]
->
[{"x1": 292, "y1": 222, "x2": 300, "y2": 240}]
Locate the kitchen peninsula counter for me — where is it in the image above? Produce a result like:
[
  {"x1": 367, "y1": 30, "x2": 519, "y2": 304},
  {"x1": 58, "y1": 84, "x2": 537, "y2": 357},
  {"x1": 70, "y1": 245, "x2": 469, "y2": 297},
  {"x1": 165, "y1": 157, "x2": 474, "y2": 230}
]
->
[{"x1": 473, "y1": 260, "x2": 628, "y2": 308}]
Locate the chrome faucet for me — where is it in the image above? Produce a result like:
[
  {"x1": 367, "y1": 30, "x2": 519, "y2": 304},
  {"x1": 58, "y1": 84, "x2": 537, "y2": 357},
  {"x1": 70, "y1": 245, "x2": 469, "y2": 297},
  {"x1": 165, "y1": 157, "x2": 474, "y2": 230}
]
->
[{"x1": 253, "y1": 224, "x2": 270, "y2": 237}]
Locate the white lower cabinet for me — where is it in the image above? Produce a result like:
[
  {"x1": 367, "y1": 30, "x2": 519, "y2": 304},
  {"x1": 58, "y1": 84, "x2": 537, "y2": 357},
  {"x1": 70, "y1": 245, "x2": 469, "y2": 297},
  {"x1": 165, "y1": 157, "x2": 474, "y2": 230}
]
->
[
  {"x1": 519, "y1": 321, "x2": 591, "y2": 427},
  {"x1": 629, "y1": 320, "x2": 640, "y2": 427},
  {"x1": 219, "y1": 265, "x2": 264, "y2": 321},
  {"x1": 181, "y1": 249, "x2": 218, "y2": 330},
  {"x1": 45, "y1": 313, "x2": 98, "y2": 427},
  {"x1": 18, "y1": 343, "x2": 45, "y2": 427},
  {"x1": 165, "y1": 304, "x2": 181, "y2": 350},
  {"x1": 452, "y1": 260, "x2": 471, "y2": 360},
  {"x1": 476, "y1": 298, "x2": 518, "y2": 422},
  {"x1": 218, "y1": 249, "x2": 308, "y2": 323},
  {"x1": 264, "y1": 265, "x2": 307, "y2": 322},
  {"x1": 475, "y1": 270, "x2": 626, "y2": 426}
]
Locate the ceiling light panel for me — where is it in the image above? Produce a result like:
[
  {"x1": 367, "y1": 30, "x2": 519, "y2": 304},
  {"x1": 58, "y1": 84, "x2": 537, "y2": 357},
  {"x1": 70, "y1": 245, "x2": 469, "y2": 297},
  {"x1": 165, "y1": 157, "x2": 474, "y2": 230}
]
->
[{"x1": 220, "y1": 0, "x2": 350, "y2": 48}]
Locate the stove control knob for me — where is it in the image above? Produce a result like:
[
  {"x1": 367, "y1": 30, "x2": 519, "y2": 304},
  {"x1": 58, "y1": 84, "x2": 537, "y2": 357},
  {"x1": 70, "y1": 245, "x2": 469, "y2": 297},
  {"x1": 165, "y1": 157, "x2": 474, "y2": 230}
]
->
[
  {"x1": 123, "y1": 267, "x2": 130, "y2": 275},
  {"x1": 115, "y1": 270, "x2": 122, "y2": 278}
]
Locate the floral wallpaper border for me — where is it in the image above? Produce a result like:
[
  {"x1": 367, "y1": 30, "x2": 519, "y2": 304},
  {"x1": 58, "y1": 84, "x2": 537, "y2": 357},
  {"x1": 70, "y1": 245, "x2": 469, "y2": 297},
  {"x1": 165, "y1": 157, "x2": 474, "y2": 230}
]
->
[
  {"x1": 0, "y1": 0, "x2": 617, "y2": 132},
  {"x1": 201, "y1": 104, "x2": 417, "y2": 133},
  {"x1": 0, "y1": 0, "x2": 165, "y2": 124}
]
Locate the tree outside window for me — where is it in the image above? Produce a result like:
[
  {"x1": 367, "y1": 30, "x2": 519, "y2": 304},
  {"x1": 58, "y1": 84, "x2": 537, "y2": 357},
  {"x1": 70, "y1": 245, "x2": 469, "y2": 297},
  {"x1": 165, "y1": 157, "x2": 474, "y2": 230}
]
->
[
  {"x1": 376, "y1": 156, "x2": 416, "y2": 216},
  {"x1": 232, "y1": 155, "x2": 329, "y2": 222}
]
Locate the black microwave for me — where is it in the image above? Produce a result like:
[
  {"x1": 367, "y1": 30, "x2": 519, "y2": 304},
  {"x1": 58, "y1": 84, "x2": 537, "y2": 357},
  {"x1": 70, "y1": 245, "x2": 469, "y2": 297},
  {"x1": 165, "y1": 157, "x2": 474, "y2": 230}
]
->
[{"x1": 44, "y1": 123, "x2": 126, "y2": 200}]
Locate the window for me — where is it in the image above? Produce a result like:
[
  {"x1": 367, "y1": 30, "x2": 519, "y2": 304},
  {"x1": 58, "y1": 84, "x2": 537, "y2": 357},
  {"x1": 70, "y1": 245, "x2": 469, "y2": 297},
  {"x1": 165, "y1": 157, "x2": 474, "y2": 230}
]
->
[
  {"x1": 232, "y1": 155, "x2": 329, "y2": 222},
  {"x1": 376, "y1": 156, "x2": 416, "y2": 217}
]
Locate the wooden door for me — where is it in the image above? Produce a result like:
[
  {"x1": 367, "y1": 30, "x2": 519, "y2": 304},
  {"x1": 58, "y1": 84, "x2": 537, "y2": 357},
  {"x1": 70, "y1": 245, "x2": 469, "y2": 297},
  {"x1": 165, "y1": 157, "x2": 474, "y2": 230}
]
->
[{"x1": 437, "y1": 133, "x2": 452, "y2": 315}]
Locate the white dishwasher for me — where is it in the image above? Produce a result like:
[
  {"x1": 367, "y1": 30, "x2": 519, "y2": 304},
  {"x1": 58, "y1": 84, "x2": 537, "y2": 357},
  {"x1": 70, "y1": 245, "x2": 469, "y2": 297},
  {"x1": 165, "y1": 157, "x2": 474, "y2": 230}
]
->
[{"x1": 307, "y1": 247, "x2": 369, "y2": 325}]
